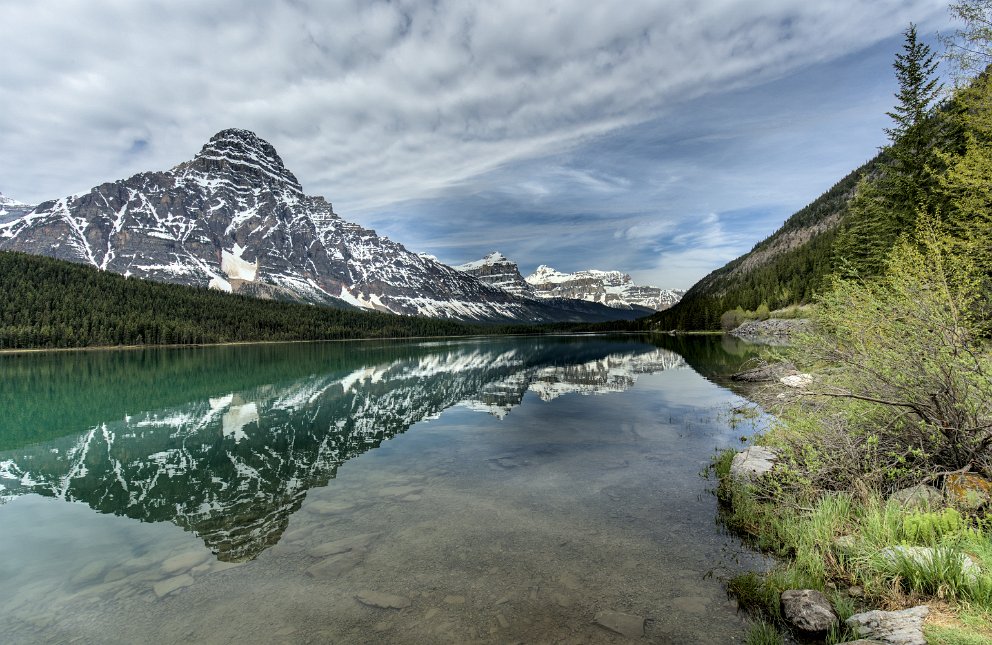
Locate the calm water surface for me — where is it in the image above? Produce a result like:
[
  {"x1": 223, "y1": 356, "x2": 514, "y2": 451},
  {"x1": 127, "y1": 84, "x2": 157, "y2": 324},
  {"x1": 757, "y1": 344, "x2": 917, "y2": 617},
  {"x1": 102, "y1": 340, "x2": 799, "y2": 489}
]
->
[{"x1": 0, "y1": 334, "x2": 767, "y2": 644}]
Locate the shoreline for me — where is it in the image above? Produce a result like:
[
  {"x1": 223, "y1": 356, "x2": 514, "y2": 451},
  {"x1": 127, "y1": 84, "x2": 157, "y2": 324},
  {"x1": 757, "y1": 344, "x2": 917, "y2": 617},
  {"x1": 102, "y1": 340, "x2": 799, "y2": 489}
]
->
[{"x1": 0, "y1": 329, "x2": 665, "y2": 356}]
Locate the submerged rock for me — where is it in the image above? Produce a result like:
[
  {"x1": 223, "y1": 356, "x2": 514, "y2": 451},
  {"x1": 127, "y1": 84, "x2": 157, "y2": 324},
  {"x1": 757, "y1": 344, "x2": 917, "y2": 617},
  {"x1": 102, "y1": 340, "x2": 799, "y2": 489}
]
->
[
  {"x1": 154, "y1": 573, "x2": 195, "y2": 598},
  {"x1": 306, "y1": 551, "x2": 364, "y2": 578},
  {"x1": 161, "y1": 549, "x2": 210, "y2": 575},
  {"x1": 845, "y1": 605, "x2": 928, "y2": 645},
  {"x1": 355, "y1": 591, "x2": 412, "y2": 610},
  {"x1": 308, "y1": 532, "x2": 379, "y2": 558},
  {"x1": 780, "y1": 589, "x2": 837, "y2": 634},
  {"x1": 70, "y1": 560, "x2": 110, "y2": 586},
  {"x1": 730, "y1": 446, "x2": 778, "y2": 482},
  {"x1": 593, "y1": 610, "x2": 645, "y2": 638}
]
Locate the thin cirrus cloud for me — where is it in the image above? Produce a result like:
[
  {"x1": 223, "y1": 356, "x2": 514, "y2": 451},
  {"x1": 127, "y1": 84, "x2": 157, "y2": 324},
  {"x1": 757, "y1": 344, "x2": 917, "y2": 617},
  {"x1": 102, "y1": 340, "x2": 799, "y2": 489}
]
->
[{"x1": 0, "y1": 0, "x2": 950, "y2": 289}]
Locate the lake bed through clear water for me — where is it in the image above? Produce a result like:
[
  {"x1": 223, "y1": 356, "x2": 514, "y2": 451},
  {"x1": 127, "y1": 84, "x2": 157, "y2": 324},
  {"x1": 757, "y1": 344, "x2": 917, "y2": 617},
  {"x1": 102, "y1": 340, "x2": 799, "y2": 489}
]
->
[{"x1": 0, "y1": 334, "x2": 768, "y2": 644}]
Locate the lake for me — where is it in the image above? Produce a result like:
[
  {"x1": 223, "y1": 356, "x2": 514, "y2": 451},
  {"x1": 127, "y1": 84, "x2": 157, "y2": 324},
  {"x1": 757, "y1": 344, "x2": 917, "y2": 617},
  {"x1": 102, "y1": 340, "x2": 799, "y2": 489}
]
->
[{"x1": 0, "y1": 334, "x2": 769, "y2": 644}]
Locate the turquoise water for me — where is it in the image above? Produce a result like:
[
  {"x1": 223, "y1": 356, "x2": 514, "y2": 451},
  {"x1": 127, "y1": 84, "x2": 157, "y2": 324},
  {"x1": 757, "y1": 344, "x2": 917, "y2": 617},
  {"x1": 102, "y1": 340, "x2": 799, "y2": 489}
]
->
[{"x1": 0, "y1": 335, "x2": 765, "y2": 644}]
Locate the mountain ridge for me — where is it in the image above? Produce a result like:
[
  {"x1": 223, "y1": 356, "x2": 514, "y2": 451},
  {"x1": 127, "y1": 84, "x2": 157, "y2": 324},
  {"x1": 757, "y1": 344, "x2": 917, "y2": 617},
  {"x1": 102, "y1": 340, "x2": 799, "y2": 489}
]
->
[
  {"x1": 647, "y1": 156, "x2": 878, "y2": 330},
  {"x1": 0, "y1": 129, "x2": 644, "y2": 324}
]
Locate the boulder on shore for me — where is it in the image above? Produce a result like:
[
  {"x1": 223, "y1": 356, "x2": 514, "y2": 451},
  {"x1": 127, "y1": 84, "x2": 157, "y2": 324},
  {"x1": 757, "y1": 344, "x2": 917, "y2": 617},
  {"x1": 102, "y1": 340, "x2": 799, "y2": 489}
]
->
[
  {"x1": 878, "y1": 546, "x2": 980, "y2": 582},
  {"x1": 730, "y1": 446, "x2": 778, "y2": 483},
  {"x1": 730, "y1": 361, "x2": 798, "y2": 383},
  {"x1": 780, "y1": 589, "x2": 837, "y2": 634},
  {"x1": 889, "y1": 484, "x2": 943, "y2": 510},
  {"x1": 945, "y1": 473, "x2": 992, "y2": 510},
  {"x1": 845, "y1": 605, "x2": 928, "y2": 645}
]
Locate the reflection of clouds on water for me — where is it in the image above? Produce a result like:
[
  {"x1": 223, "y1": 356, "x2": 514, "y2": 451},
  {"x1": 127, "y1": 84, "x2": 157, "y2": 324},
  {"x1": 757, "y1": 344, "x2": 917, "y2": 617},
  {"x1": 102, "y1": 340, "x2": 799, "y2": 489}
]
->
[{"x1": 0, "y1": 340, "x2": 684, "y2": 561}]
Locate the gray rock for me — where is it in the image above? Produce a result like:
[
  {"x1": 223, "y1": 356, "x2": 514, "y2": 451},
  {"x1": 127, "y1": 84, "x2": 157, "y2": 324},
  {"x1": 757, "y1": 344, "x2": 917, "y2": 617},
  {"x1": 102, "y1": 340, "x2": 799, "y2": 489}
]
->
[
  {"x1": 730, "y1": 446, "x2": 778, "y2": 482},
  {"x1": 889, "y1": 484, "x2": 943, "y2": 510},
  {"x1": 780, "y1": 589, "x2": 837, "y2": 633},
  {"x1": 730, "y1": 318, "x2": 812, "y2": 342},
  {"x1": 153, "y1": 573, "x2": 195, "y2": 598},
  {"x1": 845, "y1": 605, "x2": 929, "y2": 645},
  {"x1": 161, "y1": 549, "x2": 210, "y2": 575},
  {"x1": 594, "y1": 610, "x2": 645, "y2": 639},
  {"x1": 834, "y1": 535, "x2": 858, "y2": 555},
  {"x1": 70, "y1": 560, "x2": 109, "y2": 586},
  {"x1": 306, "y1": 551, "x2": 364, "y2": 578},
  {"x1": 355, "y1": 591, "x2": 412, "y2": 610},
  {"x1": 780, "y1": 373, "x2": 813, "y2": 388},
  {"x1": 730, "y1": 362, "x2": 798, "y2": 382},
  {"x1": 879, "y1": 546, "x2": 980, "y2": 581},
  {"x1": 308, "y1": 533, "x2": 379, "y2": 558}
]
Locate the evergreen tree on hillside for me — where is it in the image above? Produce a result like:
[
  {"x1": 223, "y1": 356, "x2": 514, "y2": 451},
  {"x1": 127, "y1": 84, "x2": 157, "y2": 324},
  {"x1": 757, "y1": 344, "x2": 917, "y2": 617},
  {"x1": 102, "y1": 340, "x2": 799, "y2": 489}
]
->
[{"x1": 837, "y1": 24, "x2": 944, "y2": 276}]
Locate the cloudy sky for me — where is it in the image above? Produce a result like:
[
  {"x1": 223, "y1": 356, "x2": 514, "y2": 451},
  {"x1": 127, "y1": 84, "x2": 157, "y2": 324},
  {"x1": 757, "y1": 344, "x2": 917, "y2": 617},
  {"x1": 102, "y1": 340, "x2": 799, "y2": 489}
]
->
[{"x1": 1, "y1": 0, "x2": 953, "y2": 288}]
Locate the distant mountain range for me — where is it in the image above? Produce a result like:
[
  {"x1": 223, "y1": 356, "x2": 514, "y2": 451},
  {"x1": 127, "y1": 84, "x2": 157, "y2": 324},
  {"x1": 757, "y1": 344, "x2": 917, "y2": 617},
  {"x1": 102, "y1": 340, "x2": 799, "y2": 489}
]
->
[
  {"x1": 0, "y1": 193, "x2": 31, "y2": 224},
  {"x1": 0, "y1": 129, "x2": 658, "y2": 324},
  {"x1": 454, "y1": 251, "x2": 683, "y2": 311}
]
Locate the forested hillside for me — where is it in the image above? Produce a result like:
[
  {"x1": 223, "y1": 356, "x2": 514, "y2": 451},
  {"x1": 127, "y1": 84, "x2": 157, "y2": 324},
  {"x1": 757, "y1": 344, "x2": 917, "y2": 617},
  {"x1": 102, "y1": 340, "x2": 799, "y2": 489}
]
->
[
  {"x1": 0, "y1": 251, "x2": 525, "y2": 348},
  {"x1": 650, "y1": 23, "x2": 958, "y2": 331},
  {"x1": 647, "y1": 158, "x2": 878, "y2": 330}
]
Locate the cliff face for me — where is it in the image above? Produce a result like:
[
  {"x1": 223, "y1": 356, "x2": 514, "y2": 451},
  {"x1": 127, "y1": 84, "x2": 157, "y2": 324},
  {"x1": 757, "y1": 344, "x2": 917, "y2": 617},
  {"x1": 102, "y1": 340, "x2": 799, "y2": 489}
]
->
[{"x1": 453, "y1": 251, "x2": 534, "y2": 297}]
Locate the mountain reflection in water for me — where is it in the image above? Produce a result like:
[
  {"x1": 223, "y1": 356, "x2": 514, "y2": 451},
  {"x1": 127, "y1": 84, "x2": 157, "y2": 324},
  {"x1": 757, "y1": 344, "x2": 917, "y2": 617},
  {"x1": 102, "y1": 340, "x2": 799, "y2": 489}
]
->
[{"x1": 0, "y1": 337, "x2": 687, "y2": 561}]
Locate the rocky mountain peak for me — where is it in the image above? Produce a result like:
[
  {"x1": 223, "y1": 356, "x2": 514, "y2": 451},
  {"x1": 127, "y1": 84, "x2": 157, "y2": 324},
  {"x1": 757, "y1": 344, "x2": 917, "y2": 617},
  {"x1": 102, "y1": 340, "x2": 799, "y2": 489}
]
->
[
  {"x1": 176, "y1": 128, "x2": 304, "y2": 196},
  {"x1": 454, "y1": 251, "x2": 534, "y2": 298},
  {"x1": 0, "y1": 132, "x2": 650, "y2": 323}
]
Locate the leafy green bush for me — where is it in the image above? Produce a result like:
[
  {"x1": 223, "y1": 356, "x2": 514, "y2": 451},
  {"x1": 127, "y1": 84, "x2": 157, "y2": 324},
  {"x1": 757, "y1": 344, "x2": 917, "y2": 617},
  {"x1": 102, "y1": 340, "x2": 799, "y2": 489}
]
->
[{"x1": 903, "y1": 508, "x2": 965, "y2": 545}]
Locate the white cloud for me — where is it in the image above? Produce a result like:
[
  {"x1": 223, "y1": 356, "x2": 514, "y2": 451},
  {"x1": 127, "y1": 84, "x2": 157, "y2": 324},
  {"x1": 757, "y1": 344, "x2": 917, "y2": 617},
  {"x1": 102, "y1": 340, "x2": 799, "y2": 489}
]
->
[
  {"x1": 1, "y1": 0, "x2": 946, "y2": 208},
  {"x1": 0, "y1": 0, "x2": 952, "y2": 289}
]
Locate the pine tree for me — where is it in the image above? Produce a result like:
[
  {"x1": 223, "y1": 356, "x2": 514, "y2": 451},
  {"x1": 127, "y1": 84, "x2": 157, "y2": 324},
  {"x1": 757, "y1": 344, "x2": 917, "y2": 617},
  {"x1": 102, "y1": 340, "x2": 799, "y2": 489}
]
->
[
  {"x1": 883, "y1": 23, "x2": 944, "y2": 221},
  {"x1": 836, "y1": 24, "x2": 944, "y2": 276}
]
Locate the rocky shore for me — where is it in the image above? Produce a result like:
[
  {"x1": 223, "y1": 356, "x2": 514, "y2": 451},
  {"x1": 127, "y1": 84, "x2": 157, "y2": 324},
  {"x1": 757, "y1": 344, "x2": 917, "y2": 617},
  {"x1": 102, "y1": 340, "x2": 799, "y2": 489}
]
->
[{"x1": 729, "y1": 318, "x2": 811, "y2": 345}]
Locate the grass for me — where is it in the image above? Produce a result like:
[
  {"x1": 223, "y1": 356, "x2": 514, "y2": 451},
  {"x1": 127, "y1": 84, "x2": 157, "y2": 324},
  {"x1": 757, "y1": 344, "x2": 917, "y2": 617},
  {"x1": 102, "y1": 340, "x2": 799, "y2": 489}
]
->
[
  {"x1": 744, "y1": 620, "x2": 783, "y2": 645},
  {"x1": 925, "y1": 605, "x2": 992, "y2": 644},
  {"x1": 717, "y1": 452, "x2": 992, "y2": 643}
]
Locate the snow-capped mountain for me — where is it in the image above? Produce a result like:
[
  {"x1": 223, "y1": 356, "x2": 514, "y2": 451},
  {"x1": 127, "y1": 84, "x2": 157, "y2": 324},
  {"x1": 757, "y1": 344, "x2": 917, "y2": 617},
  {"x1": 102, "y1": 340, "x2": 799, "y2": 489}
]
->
[
  {"x1": 453, "y1": 251, "x2": 533, "y2": 297},
  {"x1": 525, "y1": 265, "x2": 685, "y2": 311},
  {"x1": 0, "y1": 339, "x2": 685, "y2": 560},
  {"x1": 0, "y1": 193, "x2": 32, "y2": 224},
  {"x1": 0, "y1": 129, "x2": 641, "y2": 323}
]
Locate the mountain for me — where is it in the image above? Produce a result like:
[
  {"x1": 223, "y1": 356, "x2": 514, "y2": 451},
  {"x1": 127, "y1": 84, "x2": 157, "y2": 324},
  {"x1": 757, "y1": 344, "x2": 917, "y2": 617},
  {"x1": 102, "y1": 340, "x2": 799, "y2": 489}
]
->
[
  {"x1": 524, "y1": 264, "x2": 685, "y2": 311},
  {"x1": 453, "y1": 251, "x2": 533, "y2": 297},
  {"x1": 0, "y1": 129, "x2": 641, "y2": 324},
  {"x1": 647, "y1": 157, "x2": 878, "y2": 330},
  {"x1": 0, "y1": 193, "x2": 32, "y2": 224}
]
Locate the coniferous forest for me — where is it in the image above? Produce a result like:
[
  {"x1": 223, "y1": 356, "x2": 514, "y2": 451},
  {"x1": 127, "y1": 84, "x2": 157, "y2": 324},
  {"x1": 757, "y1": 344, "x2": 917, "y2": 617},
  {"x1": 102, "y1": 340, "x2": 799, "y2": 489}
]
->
[{"x1": 0, "y1": 251, "x2": 545, "y2": 348}]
